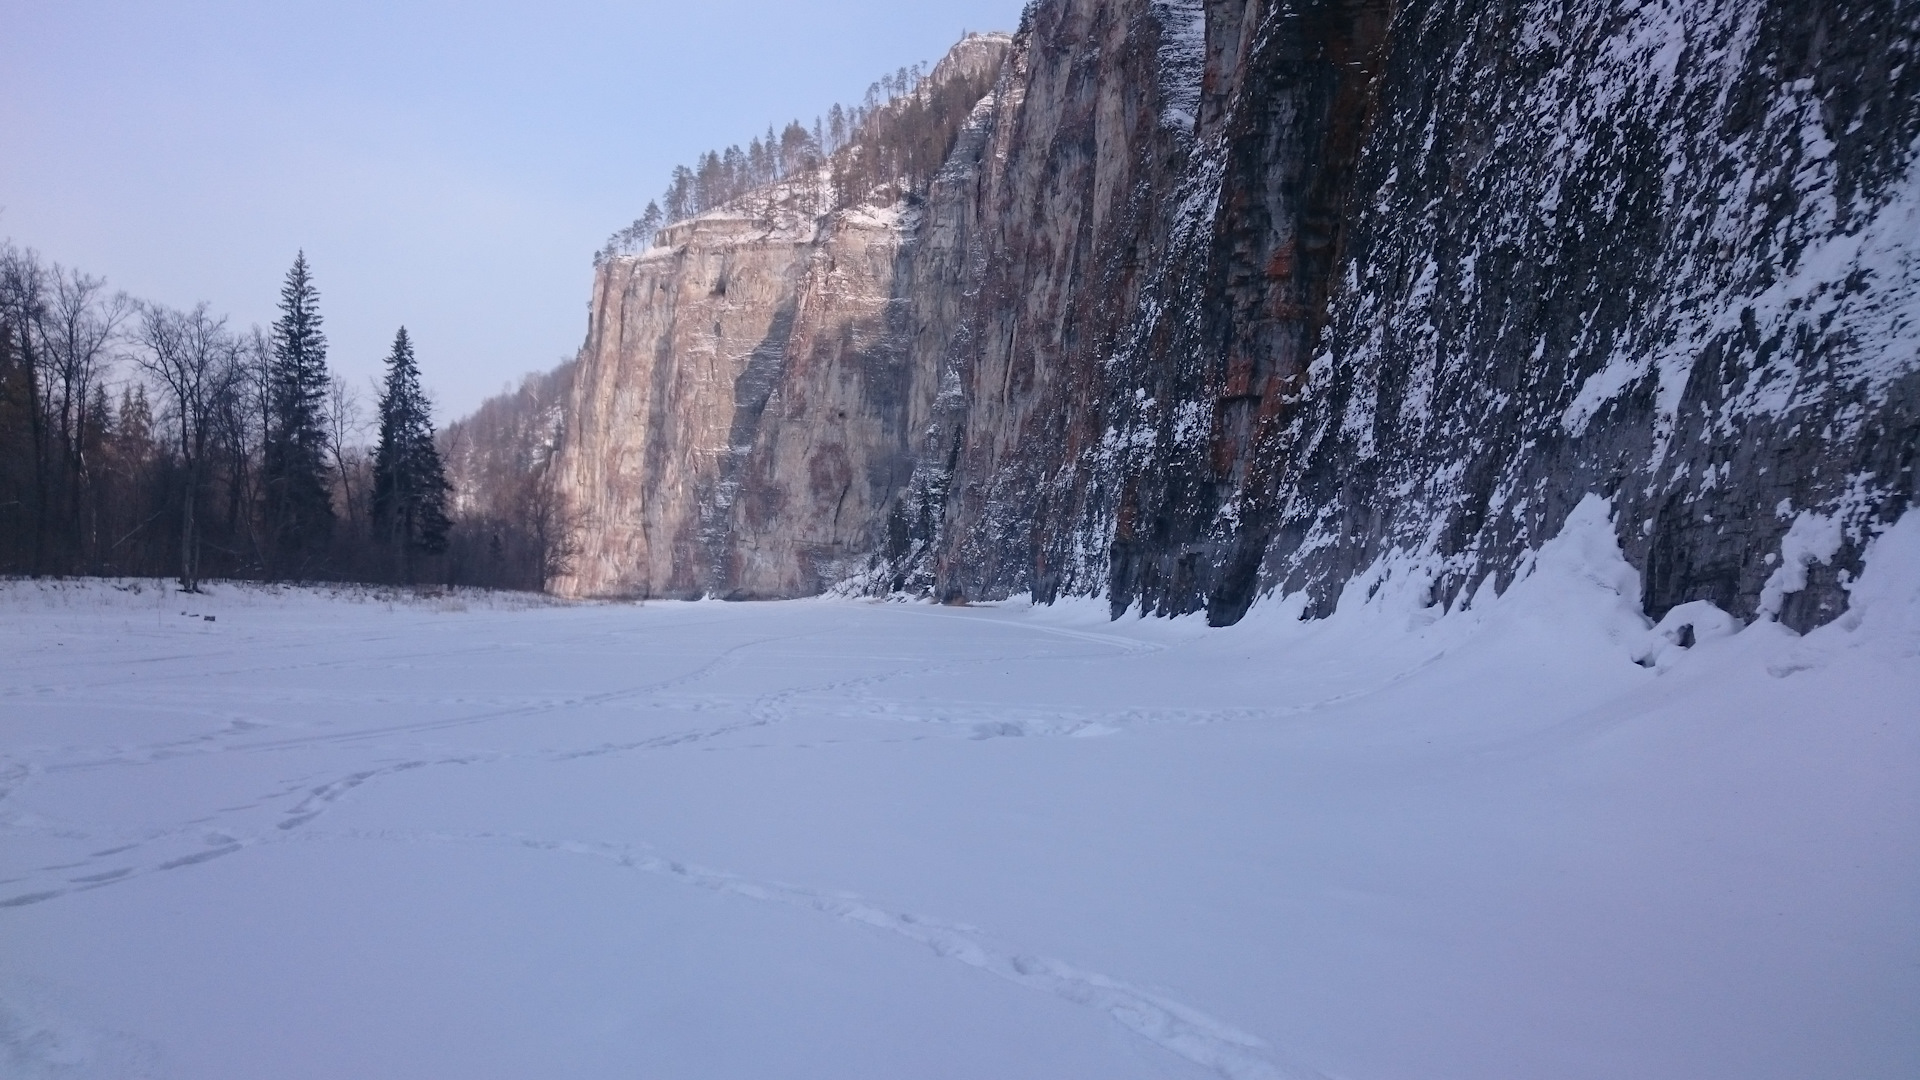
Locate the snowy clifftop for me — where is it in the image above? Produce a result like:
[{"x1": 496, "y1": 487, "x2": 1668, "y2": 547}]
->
[
  {"x1": 929, "y1": 30, "x2": 1014, "y2": 86},
  {"x1": 644, "y1": 172, "x2": 837, "y2": 253}
]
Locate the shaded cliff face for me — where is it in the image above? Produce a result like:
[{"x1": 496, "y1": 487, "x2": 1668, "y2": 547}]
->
[
  {"x1": 554, "y1": 2, "x2": 1916, "y2": 631},
  {"x1": 1101, "y1": 0, "x2": 1396, "y2": 623},
  {"x1": 914, "y1": 0, "x2": 1917, "y2": 629},
  {"x1": 1291, "y1": 0, "x2": 1920, "y2": 634},
  {"x1": 1136, "y1": 0, "x2": 1920, "y2": 630},
  {"x1": 892, "y1": 0, "x2": 1205, "y2": 604}
]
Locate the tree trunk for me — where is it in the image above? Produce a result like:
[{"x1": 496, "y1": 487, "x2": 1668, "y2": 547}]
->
[
  {"x1": 70, "y1": 413, "x2": 87, "y2": 569},
  {"x1": 22, "y1": 334, "x2": 48, "y2": 574},
  {"x1": 180, "y1": 459, "x2": 199, "y2": 592}
]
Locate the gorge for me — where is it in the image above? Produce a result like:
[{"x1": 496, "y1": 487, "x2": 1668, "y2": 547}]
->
[{"x1": 542, "y1": 0, "x2": 1919, "y2": 631}]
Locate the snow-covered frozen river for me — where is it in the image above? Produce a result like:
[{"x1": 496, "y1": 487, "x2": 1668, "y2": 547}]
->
[{"x1": 4, "y1": 506, "x2": 1917, "y2": 1080}]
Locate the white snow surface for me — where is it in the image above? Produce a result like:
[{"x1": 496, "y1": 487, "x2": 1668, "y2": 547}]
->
[{"x1": 3, "y1": 506, "x2": 1917, "y2": 1080}]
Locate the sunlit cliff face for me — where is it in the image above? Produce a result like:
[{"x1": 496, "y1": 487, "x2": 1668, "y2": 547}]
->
[
  {"x1": 551, "y1": 186, "x2": 921, "y2": 600},
  {"x1": 549, "y1": 33, "x2": 1014, "y2": 601}
]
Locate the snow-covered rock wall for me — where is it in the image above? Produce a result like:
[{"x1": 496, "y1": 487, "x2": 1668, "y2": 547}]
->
[
  {"x1": 555, "y1": 1, "x2": 1917, "y2": 630},
  {"x1": 884, "y1": 0, "x2": 1202, "y2": 603},
  {"x1": 1243, "y1": 0, "x2": 1920, "y2": 632},
  {"x1": 919, "y1": 0, "x2": 1917, "y2": 630}
]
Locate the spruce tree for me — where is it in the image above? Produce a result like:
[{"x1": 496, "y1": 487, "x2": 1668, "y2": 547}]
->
[
  {"x1": 263, "y1": 252, "x2": 335, "y2": 576},
  {"x1": 371, "y1": 327, "x2": 451, "y2": 581}
]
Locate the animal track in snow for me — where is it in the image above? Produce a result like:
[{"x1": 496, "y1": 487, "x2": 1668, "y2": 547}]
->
[{"x1": 356, "y1": 828, "x2": 1322, "y2": 1080}]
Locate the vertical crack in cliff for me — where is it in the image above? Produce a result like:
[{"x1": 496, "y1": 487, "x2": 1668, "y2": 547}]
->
[
  {"x1": 707, "y1": 304, "x2": 797, "y2": 598},
  {"x1": 1207, "y1": 0, "x2": 1395, "y2": 626},
  {"x1": 1103, "y1": 0, "x2": 1396, "y2": 624}
]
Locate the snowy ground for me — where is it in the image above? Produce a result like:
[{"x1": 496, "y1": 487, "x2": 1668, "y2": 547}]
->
[{"x1": 3, "y1": 503, "x2": 1916, "y2": 1080}]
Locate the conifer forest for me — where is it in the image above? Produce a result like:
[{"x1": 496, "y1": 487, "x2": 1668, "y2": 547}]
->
[{"x1": 0, "y1": 246, "x2": 568, "y2": 590}]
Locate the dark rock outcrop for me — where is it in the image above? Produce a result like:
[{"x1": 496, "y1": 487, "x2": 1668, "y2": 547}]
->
[{"x1": 1238, "y1": 0, "x2": 1920, "y2": 632}]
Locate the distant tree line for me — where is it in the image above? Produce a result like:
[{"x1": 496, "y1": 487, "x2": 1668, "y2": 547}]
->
[
  {"x1": 597, "y1": 51, "x2": 1001, "y2": 261},
  {"x1": 0, "y1": 244, "x2": 571, "y2": 592},
  {"x1": 437, "y1": 361, "x2": 578, "y2": 592},
  {"x1": 829, "y1": 61, "x2": 998, "y2": 216}
]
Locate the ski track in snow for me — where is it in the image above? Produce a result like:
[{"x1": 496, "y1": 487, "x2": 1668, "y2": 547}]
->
[
  {"x1": 315, "y1": 826, "x2": 1319, "y2": 1080},
  {"x1": 0, "y1": 635, "x2": 796, "y2": 904},
  {"x1": 6, "y1": 512, "x2": 1917, "y2": 1080},
  {"x1": 0, "y1": 603, "x2": 1329, "y2": 1079},
  {"x1": 0, "y1": 617, "x2": 1435, "y2": 910}
]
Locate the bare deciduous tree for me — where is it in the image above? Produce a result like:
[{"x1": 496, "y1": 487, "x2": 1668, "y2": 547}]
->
[
  {"x1": 6, "y1": 241, "x2": 564, "y2": 594},
  {"x1": 327, "y1": 374, "x2": 366, "y2": 530},
  {"x1": 136, "y1": 302, "x2": 237, "y2": 591},
  {"x1": 0, "y1": 244, "x2": 51, "y2": 570},
  {"x1": 40, "y1": 266, "x2": 132, "y2": 557}
]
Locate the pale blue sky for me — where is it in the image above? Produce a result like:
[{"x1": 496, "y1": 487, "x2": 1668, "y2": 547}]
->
[{"x1": 1, "y1": 0, "x2": 1026, "y2": 420}]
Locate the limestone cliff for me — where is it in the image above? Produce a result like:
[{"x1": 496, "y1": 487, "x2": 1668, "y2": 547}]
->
[
  {"x1": 551, "y1": 34, "x2": 1012, "y2": 599},
  {"x1": 553, "y1": 2, "x2": 1918, "y2": 632}
]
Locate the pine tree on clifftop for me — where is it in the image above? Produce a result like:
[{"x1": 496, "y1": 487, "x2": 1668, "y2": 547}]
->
[
  {"x1": 263, "y1": 252, "x2": 335, "y2": 576},
  {"x1": 372, "y1": 327, "x2": 451, "y2": 581}
]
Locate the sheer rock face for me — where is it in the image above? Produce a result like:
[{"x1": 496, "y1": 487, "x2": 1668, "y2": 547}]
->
[
  {"x1": 888, "y1": 0, "x2": 1202, "y2": 604},
  {"x1": 554, "y1": 2, "x2": 1917, "y2": 630},
  {"x1": 549, "y1": 195, "x2": 914, "y2": 599},
  {"x1": 550, "y1": 35, "x2": 1012, "y2": 600},
  {"x1": 1099, "y1": 0, "x2": 1920, "y2": 629},
  {"x1": 915, "y1": 0, "x2": 1917, "y2": 629}
]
